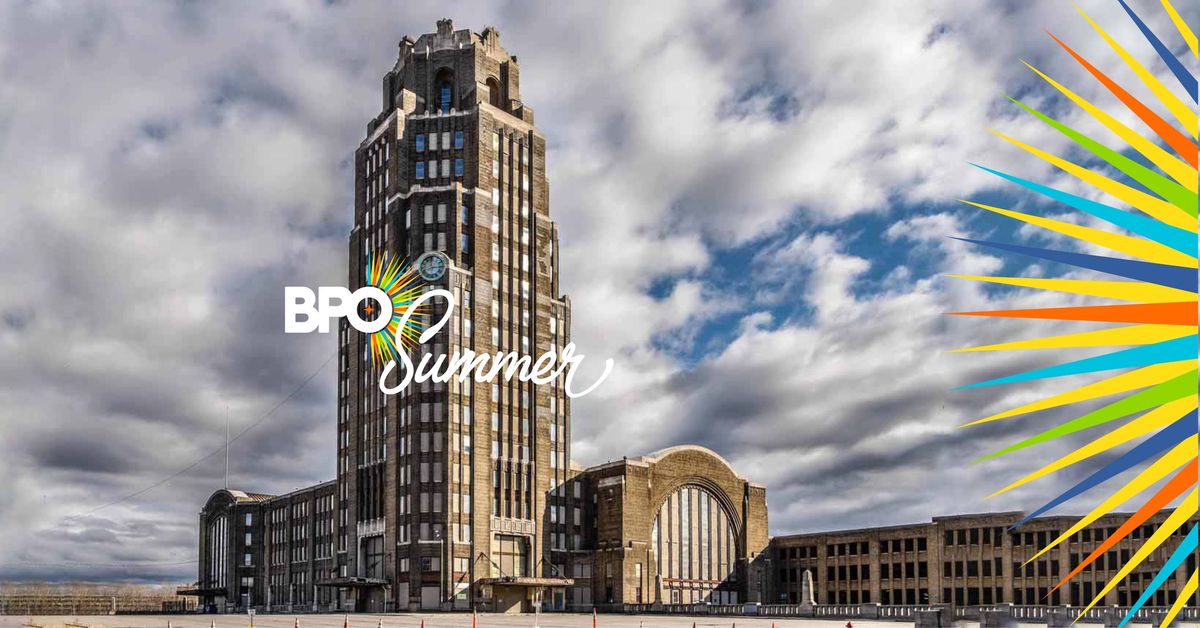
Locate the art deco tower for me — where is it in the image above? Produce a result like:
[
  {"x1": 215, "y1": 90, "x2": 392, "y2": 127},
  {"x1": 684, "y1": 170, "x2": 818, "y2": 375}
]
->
[{"x1": 337, "y1": 19, "x2": 577, "y2": 611}]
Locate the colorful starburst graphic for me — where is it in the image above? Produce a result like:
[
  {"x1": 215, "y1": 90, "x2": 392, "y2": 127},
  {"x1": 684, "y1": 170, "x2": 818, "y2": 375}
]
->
[
  {"x1": 364, "y1": 254, "x2": 429, "y2": 368},
  {"x1": 951, "y1": 1, "x2": 1197, "y2": 626}
]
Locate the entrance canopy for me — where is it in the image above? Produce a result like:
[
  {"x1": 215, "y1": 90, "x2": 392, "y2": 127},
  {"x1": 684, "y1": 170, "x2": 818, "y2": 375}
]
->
[
  {"x1": 480, "y1": 576, "x2": 574, "y2": 587},
  {"x1": 316, "y1": 576, "x2": 389, "y2": 588}
]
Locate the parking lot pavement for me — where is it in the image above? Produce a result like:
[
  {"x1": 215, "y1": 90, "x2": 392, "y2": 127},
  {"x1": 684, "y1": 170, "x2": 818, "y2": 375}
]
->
[
  {"x1": 0, "y1": 614, "x2": 931, "y2": 628},
  {"x1": 0, "y1": 614, "x2": 1083, "y2": 628}
]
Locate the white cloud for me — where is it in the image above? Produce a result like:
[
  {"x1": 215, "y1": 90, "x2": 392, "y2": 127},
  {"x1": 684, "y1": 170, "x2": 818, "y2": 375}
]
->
[{"x1": 0, "y1": 0, "x2": 1188, "y2": 579}]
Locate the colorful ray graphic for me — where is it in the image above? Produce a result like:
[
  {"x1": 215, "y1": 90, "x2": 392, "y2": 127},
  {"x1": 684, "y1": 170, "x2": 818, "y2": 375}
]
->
[
  {"x1": 364, "y1": 254, "x2": 429, "y2": 368},
  {"x1": 950, "y1": 2, "x2": 1197, "y2": 626}
]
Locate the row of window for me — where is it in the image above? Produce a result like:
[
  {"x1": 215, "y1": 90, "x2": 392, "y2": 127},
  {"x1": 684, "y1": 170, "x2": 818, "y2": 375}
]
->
[
  {"x1": 944, "y1": 527, "x2": 1006, "y2": 546},
  {"x1": 415, "y1": 158, "x2": 464, "y2": 179},
  {"x1": 414, "y1": 130, "x2": 464, "y2": 152},
  {"x1": 943, "y1": 558, "x2": 1005, "y2": 578}
]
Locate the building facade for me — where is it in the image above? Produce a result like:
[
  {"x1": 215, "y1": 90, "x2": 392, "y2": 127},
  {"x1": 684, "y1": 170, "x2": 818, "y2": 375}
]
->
[
  {"x1": 188, "y1": 20, "x2": 770, "y2": 615},
  {"x1": 188, "y1": 19, "x2": 1195, "y2": 618},
  {"x1": 769, "y1": 511, "x2": 1199, "y2": 610},
  {"x1": 338, "y1": 16, "x2": 569, "y2": 615}
]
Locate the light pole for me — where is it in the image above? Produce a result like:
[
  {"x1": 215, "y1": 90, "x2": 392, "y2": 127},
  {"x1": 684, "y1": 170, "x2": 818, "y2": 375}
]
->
[{"x1": 435, "y1": 528, "x2": 445, "y2": 610}]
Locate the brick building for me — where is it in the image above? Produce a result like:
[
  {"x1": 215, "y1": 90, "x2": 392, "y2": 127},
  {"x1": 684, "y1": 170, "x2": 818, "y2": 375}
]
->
[
  {"x1": 185, "y1": 19, "x2": 1193, "y2": 618},
  {"x1": 769, "y1": 511, "x2": 1199, "y2": 610},
  {"x1": 187, "y1": 20, "x2": 770, "y2": 615}
]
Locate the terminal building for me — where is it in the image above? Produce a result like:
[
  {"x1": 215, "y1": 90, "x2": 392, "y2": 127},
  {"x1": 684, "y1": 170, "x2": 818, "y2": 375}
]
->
[
  {"x1": 185, "y1": 20, "x2": 770, "y2": 614},
  {"x1": 183, "y1": 20, "x2": 1196, "y2": 615}
]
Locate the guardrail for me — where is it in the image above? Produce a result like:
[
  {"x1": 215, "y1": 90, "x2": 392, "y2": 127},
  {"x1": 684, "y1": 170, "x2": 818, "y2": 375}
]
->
[
  {"x1": 601, "y1": 602, "x2": 1199, "y2": 624},
  {"x1": 0, "y1": 595, "x2": 196, "y2": 615}
]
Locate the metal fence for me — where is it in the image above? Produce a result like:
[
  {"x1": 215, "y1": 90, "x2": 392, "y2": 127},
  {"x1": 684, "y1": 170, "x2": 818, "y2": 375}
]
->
[
  {"x1": 0, "y1": 595, "x2": 197, "y2": 615},
  {"x1": 599, "y1": 602, "x2": 1199, "y2": 625}
]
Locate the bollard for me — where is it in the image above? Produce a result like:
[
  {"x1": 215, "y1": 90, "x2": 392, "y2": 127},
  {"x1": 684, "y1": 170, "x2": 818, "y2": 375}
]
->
[
  {"x1": 472, "y1": 608, "x2": 477, "y2": 628},
  {"x1": 168, "y1": 622, "x2": 173, "y2": 628},
  {"x1": 377, "y1": 619, "x2": 383, "y2": 628},
  {"x1": 295, "y1": 618, "x2": 300, "y2": 628},
  {"x1": 343, "y1": 615, "x2": 350, "y2": 628},
  {"x1": 593, "y1": 607, "x2": 597, "y2": 628},
  {"x1": 211, "y1": 621, "x2": 216, "y2": 628},
  {"x1": 420, "y1": 619, "x2": 425, "y2": 628}
]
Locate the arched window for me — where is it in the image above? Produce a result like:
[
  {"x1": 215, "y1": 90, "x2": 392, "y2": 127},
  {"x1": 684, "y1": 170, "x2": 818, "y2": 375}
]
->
[
  {"x1": 486, "y1": 77, "x2": 502, "y2": 108},
  {"x1": 435, "y1": 68, "x2": 454, "y2": 113},
  {"x1": 651, "y1": 484, "x2": 739, "y2": 605}
]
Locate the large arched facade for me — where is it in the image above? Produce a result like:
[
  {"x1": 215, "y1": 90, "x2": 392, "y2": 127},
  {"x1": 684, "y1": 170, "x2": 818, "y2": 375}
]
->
[
  {"x1": 579, "y1": 445, "x2": 769, "y2": 608},
  {"x1": 651, "y1": 482, "x2": 743, "y2": 604}
]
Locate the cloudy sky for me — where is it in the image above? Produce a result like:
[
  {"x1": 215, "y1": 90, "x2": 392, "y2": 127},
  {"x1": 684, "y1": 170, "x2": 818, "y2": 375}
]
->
[{"x1": 0, "y1": 0, "x2": 1193, "y2": 583}]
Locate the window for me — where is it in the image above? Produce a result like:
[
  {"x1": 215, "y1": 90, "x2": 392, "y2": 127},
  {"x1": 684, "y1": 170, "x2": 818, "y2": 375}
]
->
[
  {"x1": 454, "y1": 130, "x2": 464, "y2": 149},
  {"x1": 429, "y1": 160, "x2": 438, "y2": 178},
  {"x1": 461, "y1": 233, "x2": 470, "y2": 253},
  {"x1": 415, "y1": 162, "x2": 425, "y2": 179},
  {"x1": 442, "y1": 159, "x2": 450, "y2": 177},
  {"x1": 416, "y1": 134, "x2": 426, "y2": 152},
  {"x1": 455, "y1": 158, "x2": 464, "y2": 177},
  {"x1": 439, "y1": 81, "x2": 452, "y2": 113},
  {"x1": 437, "y1": 203, "x2": 447, "y2": 223},
  {"x1": 441, "y1": 132, "x2": 450, "y2": 149},
  {"x1": 430, "y1": 132, "x2": 439, "y2": 151}
]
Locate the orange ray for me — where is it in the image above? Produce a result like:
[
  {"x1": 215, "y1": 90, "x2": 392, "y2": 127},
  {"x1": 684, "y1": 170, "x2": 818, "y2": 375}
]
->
[
  {"x1": 947, "y1": 302, "x2": 1197, "y2": 326},
  {"x1": 1048, "y1": 32, "x2": 1198, "y2": 166},
  {"x1": 1050, "y1": 462, "x2": 1198, "y2": 593}
]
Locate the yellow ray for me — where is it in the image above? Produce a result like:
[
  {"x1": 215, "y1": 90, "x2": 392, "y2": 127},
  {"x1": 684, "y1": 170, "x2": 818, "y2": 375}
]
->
[
  {"x1": 964, "y1": 200, "x2": 1197, "y2": 267},
  {"x1": 1079, "y1": 487, "x2": 1197, "y2": 614},
  {"x1": 946, "y1": 275, "x2": 1197, "y2": 303},
  {"x1": 1024, "y1": 440, "x2": 1195, "y2": 562},
  {"x1": 1076, "y1": 3, "x2": 1198, "y2": 138},
  {"x1": 1161, "y1": 0, "x2": 1198, "y2": 57},
  {"x1": 992, "y1": 131, "x2": 1196, "y2": 231},
  {"x1": 962, "y1": 361, "x2": 1195, "y2": 426},
  {"x1": 953, "y1": 324, "x2": 1194, "y2": 353},
  {"x1": 989, "y1": 397, "x2": 1196, "y2": 497},
  {"x1": 1023, "y1": 62, "x2": 1196, "y2": 185},
  {"x1": 1161, "y1": 569, "x2": 1198, "y2": 628}
]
